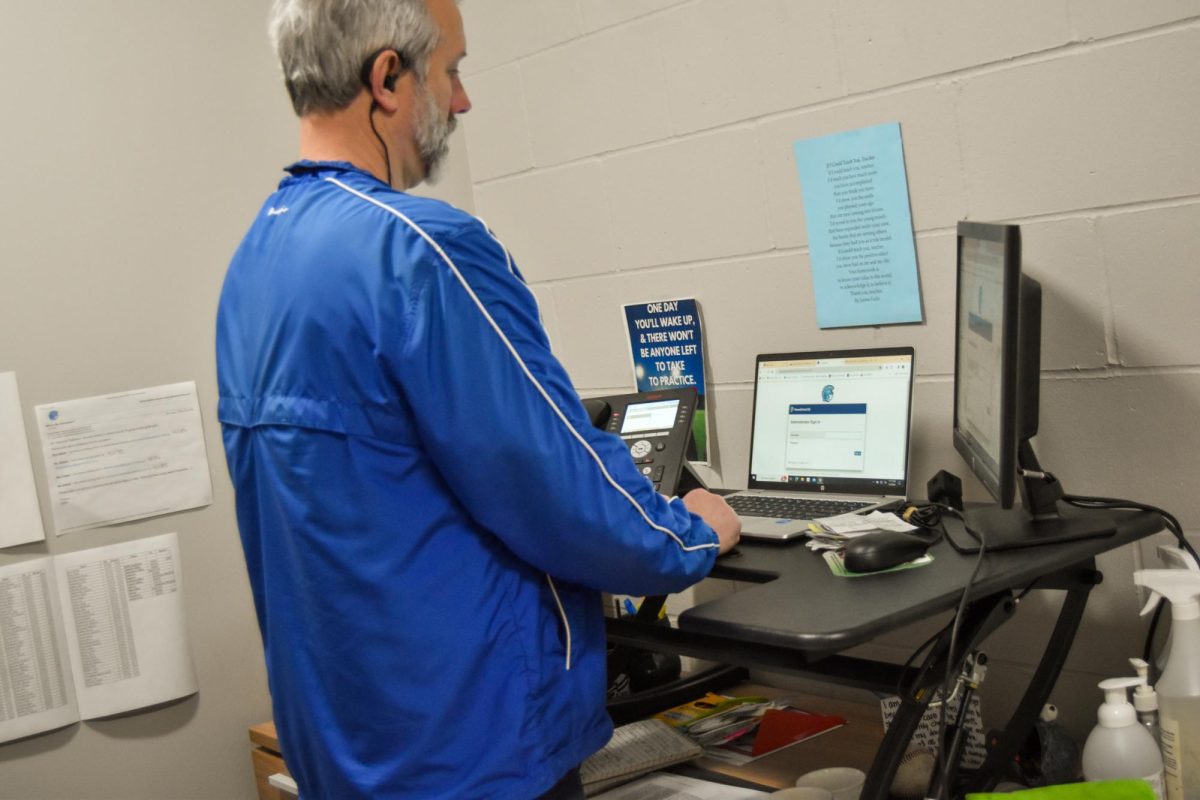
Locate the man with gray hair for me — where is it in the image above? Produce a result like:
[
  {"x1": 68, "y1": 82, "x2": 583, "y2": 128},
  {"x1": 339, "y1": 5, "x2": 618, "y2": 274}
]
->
[{"x1": 216, "y1": 1, "x2": 740, "y2": 797}]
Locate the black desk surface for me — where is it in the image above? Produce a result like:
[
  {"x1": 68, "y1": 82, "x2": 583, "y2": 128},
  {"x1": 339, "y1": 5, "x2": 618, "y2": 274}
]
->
[{"x1": 679, "y1": 507, "x2": 1162, "y2": 657}]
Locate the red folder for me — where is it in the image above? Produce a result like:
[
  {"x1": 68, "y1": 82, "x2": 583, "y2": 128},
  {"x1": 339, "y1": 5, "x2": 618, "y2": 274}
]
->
[{"x1": 751, "y1": 708, "x2": 847, "y2": 757}]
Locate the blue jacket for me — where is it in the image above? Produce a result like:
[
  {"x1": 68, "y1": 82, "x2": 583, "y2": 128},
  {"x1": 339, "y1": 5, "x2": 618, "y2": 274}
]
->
[{"x1": 216, "y1": 161, "x2": 719, "y2": 799}]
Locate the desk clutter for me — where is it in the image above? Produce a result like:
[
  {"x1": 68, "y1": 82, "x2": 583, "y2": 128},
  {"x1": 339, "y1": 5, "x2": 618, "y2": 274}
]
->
[
  {"x1": 582, "y1": 692, "x2": 847, "y2": 795},
  {"x1": 581, "y1": 719, "x2": 701, "y2": 795},
  {"x1": 804, "y1": 510, "x2": 934, "y2": 576}
]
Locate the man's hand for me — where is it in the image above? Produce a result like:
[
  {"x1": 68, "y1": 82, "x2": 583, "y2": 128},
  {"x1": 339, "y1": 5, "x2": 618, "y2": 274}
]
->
[{"x1": 682, "y1": 489, "x2": 741, "y2": 555}]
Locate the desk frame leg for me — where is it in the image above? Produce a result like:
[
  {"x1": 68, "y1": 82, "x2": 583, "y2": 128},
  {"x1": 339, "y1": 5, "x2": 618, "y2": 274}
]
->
[
  {"x1": 861, "y1": 592, "x2": 1014, "y2": 800},
  {"x1": 967, "y1": 563, "x2": 1099, "y2": 793}
]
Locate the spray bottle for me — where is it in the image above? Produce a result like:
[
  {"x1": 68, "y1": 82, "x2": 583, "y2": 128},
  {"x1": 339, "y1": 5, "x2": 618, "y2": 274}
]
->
[
  {"x1": 1149, "y1": 546, "x2": 1199, "y2": 673},
  {"x1": 1081, "y1": 677, "x2": 1165, "y2": 798},
  {"x1": 1135, "y1": 568, "x2": 1200, "y2": 800}
]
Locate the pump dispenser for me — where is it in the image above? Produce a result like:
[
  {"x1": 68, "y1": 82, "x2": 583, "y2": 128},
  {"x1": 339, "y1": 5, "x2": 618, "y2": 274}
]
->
[
  {"x1": 1082, "y1": 677, "x2": 1165, "y2": 798},
  {"x1": 1136, "y1": 568, "x2": 1200, "y2": 800},
  {"x1": 1130, "y1": 658, "x2": 1160, "y2": 744}
]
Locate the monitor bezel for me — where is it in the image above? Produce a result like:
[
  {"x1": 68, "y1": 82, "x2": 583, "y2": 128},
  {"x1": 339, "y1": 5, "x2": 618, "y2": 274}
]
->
[
  {"x1": 953, "y1": 221, "x2": 1022, "y2": 509},
  {"x1": 745, "y1": 345, "x2": 915, "y2": 495}
]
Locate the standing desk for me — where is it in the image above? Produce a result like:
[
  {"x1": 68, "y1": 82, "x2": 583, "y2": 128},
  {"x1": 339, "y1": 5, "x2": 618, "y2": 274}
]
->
[{"x1": 606, "y1": 507, "x2": 1163, "y2": 798}]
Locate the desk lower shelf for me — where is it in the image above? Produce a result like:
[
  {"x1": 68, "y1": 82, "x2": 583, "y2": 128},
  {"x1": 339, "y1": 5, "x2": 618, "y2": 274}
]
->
[
  {"x1": 688, "y1": 682, "x2": 884, "y2": 790},
  {"x1": 247, "y1": 684, "x2": 884, "y2": 794}
]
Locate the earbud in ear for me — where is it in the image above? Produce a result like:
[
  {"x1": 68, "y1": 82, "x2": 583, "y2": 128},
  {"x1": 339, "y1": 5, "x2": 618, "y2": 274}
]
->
[{"x1": 360, "y1": 47, "x2": 411, "y2": 91}]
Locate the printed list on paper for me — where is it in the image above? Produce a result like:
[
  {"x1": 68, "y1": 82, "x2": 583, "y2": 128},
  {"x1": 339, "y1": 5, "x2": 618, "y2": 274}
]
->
[
  {"x1": 0, "y1": 532, "x2": 197, "y2": 743},
  {"x1": 34, "y1": 382, "x2": 213, "y2": 534}
]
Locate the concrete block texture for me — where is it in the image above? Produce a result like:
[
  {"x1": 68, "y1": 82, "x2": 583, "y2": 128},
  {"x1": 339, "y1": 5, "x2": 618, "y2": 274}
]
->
[
  {"x1": 834, "y1": 0, "x2": 1071, "y2": 94},
  {"x1": 459, "y1": 0, "x2": 581, "y2": 74},
  {"x1": 1037, "y1": 373, "x2": 1200, "y2": 529},
  {"x1": 551, "y1": 267, "x2": 696, "y2": 391},
  {"x1": 1099, "y1": 201, "x2": 1200, "y2": 368},
  {"x1": 601, "y1": 127, "x2": 772, "y2": 269},
  {"x1": 472, "y1": 160, "x2": 615, "y2": 283},
  {"x1": 1067, "y1": 0, "x2": 1200, "y2": 40},
  {"x1": 521, "y1": 19, "x2": 673, "y2": 167},
  {"x1": 956, "y1": 27, "x2": 1200, "y2": 221},
  {"x1": 656, "y1": 0, "x2": 842, "y2": 135},
  {"x1": 1017, "y1": 217, "x2": 1110, "y2": 371},
  {"x1": 579, "y1": 0, "x2": 689, "y2": 33},
  {"x1": 459, "y1": 64, "x2": 534, "y2": 182}
]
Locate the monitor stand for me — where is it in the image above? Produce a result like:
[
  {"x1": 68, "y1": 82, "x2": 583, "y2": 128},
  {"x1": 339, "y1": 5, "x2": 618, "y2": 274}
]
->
[
  {"x1": 959, "y1": 504, "x2": 1117, "y2": 552},
  {"x1": 955, "y1": 440, "x2": 1119, "y2": 552}
]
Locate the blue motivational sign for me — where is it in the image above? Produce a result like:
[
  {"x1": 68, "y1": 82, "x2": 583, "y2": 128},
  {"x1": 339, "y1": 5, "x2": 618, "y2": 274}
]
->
[{"x1": 623, "y1": 298, "x2": 708, "y2": 462}]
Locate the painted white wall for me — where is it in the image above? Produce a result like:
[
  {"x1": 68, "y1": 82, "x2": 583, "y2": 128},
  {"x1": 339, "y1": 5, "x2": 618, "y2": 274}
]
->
[
  {"x1": 458, "y1": 0, "x2": 1200, "y2": 741},
  {"x1": 0, "y1": 2, "x2": 471, "y2": 798}
]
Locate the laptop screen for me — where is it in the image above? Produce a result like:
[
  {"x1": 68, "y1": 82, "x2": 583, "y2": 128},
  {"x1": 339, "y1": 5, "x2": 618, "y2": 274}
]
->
[{"x1": 747, "y1": 347, "x2": 914, "y2": 495}]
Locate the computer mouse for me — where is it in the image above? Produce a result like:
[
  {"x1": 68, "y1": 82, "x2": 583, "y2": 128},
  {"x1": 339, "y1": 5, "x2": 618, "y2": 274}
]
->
[{"x1": 842, "y1": 531, "x2": 930, "y2": 573}]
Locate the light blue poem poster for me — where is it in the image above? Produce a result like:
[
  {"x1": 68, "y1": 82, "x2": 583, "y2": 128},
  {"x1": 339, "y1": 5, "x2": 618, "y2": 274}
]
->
[{"x1": 792, "y1": 122, "x2": 923, "y2": 328}]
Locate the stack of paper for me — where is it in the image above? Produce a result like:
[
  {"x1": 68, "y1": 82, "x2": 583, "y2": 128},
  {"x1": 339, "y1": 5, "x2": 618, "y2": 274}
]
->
[
  {"x1": 581, "y1": 719, "x2": 702, "y2": 795},
  {"x1": 805, "y1": 510, "x2": 920, "y2": 552}
]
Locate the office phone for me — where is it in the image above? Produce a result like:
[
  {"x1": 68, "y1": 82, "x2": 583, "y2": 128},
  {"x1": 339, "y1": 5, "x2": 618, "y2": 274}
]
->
[{"x1": 582, "y1": 387, "x2": 699, "y2": 496}]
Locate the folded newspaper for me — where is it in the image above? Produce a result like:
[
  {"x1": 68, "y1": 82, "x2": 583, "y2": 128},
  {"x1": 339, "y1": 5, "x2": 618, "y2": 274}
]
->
[{"x1": 580, "y1": 719, "x2": 702, "y2": 795}]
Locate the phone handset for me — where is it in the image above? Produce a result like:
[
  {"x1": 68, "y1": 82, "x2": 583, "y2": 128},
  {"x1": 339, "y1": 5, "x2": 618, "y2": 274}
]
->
[{"x1": 583, "y1": 387, "x2": 698, "y2": 497}]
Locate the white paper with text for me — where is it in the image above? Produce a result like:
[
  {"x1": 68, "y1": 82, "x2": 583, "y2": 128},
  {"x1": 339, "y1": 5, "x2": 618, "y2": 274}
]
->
[
  {"x1": 54, "y1": 533, "x2": 197, "y2": 718},
  {"x1": 35, "y1": 382, "x2": 213, "y2": 534},
  {"x1": 0, "y1": 558, "x2": 80, "y2": 743},
  {"x1": 0, "y1": 372, "x2": 47, "y2": 548}
]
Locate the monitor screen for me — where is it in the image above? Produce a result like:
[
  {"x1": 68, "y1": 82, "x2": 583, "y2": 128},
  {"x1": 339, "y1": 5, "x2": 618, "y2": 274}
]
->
[
  {"x1": 953, "y1": 223, "x2": 1020, "y2": 506},
  {"x1": 747, "y1": 349, "x2": 913, "y2": 495}
]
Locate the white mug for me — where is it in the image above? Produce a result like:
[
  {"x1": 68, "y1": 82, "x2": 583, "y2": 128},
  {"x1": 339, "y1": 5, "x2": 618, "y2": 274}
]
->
[
  {"x1": 771, "y1": 788, "x2": 835, "y2": 800},
  {"x1": 794, "y1": 767, "x2": 866, "y2": 800}
]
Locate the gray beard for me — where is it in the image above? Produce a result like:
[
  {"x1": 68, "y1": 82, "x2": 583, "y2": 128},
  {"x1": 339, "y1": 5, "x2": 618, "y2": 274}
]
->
[{"x1": 415, "y1": 84, "x2": 455, "y2": 184}]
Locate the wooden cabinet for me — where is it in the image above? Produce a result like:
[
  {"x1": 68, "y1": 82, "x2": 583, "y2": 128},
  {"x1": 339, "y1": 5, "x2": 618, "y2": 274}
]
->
[{"x1": 249, "y1": 722, "x2": 295, "y2": 800}]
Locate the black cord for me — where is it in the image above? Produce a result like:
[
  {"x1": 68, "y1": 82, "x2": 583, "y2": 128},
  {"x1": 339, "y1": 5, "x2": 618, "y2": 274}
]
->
[
  {"x1": 894, "y1": 618, "x2": 954, "y2": 699},
  {"x1": 1060, "y1": 492, "x2": 1197, "y2": 565},
  {"x1": 936, "y1": 505, "x2": 987, "y2": 800},
  {"x1": 1013, "y1": 576, "x2": 1041, "y2": 603},
  {"x1": 368, "y1": 104, "x2": 392, "y2": 187},
  {"x1": 897, "y1": 503, "x2": 948, "y2": 541},
  {"x1": 1059, "y1": 491, "x2": 1195, "y2": 674}
]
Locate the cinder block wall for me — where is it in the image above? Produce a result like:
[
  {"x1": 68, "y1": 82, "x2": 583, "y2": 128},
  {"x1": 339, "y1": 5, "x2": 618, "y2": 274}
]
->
[{"x1": 457, "y1": 1, "x2": 1200, "y2": 740}]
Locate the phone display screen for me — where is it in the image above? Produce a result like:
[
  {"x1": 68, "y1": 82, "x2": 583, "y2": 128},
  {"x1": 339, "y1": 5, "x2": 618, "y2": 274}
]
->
[{"x1": 620, "y1": 399, "x2": 679, "y2": 434}]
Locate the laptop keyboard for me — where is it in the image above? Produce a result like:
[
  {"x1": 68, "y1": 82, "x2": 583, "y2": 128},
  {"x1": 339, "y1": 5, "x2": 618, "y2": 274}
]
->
[{"x1": 726, "y1": 495, "x2": 872, "y2": 520}]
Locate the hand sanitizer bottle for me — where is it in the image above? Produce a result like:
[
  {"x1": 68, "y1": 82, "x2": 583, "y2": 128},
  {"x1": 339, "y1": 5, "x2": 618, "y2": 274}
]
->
[{"x1": 1081, "y1": 677, "x2": 1165, "y2": 799}]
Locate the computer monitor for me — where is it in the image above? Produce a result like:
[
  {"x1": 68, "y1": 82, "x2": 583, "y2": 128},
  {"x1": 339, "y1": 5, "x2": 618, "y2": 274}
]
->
[{"x1": 952, "y1": 221, "x2": 1114, "y2": 550}]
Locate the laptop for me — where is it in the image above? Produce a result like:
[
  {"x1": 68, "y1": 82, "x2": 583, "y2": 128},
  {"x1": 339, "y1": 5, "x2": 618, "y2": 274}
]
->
[{"x1": 725, "y1": 347, "x2": 915, "y2": 540}]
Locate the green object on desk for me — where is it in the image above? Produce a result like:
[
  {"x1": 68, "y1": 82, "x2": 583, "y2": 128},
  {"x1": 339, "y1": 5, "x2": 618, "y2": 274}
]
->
[{"x1": 967, "y1": 780, "x2": 1154, "y2": 800}]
